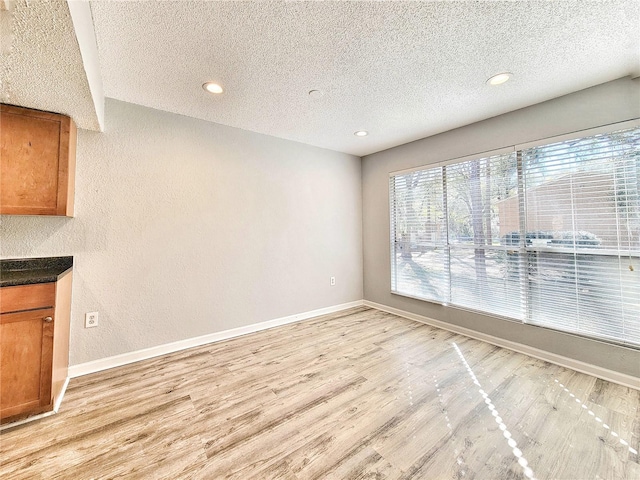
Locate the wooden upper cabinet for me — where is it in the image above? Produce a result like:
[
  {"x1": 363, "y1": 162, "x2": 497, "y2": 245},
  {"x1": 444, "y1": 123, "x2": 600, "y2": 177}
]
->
[{"x1": 0, "y1": 104, "x2": 76, "y2": 216}]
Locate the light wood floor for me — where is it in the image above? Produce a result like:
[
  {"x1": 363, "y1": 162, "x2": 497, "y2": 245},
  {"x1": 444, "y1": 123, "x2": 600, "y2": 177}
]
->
[{"x1": 1, "y1": 306, "x2": 638, "y2": 479}]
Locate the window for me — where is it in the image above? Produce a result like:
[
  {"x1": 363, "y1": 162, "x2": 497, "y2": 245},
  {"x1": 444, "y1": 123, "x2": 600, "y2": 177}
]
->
[{"x1": 390, "y1": 123, "x2": 640, "y2": 346}]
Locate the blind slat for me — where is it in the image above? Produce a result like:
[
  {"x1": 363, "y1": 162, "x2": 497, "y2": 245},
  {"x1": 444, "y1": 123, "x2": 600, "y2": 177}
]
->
[{"x1": 390, "y1": 124, "x2": 640, "y2": 347}]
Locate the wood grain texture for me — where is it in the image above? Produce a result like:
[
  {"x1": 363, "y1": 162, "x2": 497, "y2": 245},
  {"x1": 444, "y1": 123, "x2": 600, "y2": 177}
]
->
[
  {"x1": 0, "y1": 282, "x2": 55, "y2": 314},
  {"x1": 55, "y1": 114, "x2": 75, "y2": 216},
  {"x1": 0, "y1": 308, "x2": 54, "y2": 419},
  {"x1": 0, "y1": 307, "x2": 638, "y2": 479},
  {"x1": 0, "y1": 277, "x2": 72, "y2": 424},
  {"x1": 0, "y1": 104, "x2": 76, "y2": 216}
]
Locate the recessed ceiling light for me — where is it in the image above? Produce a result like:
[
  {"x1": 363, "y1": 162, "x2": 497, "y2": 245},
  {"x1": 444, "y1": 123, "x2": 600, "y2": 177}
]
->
[
  {"x1": 354, "y1": 130, "x2": 368, "y2": 137},
  {"x1": 487, "y1": 72, "x2": 513, "y2": 86},
  {"x1": 203, "y1": 82, "x2": 224, "y2": 94},
  {"x1": 308, "y1": 89, "x2": 323, "y2": 98}
]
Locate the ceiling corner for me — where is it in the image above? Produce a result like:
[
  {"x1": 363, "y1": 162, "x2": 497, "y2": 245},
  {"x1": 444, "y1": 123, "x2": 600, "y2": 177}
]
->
[
  {"x1": 67, "y1": 0, "x2": 104, "y2": 131},
  {"x1": 0, "y1": 0, "x2": 102, "y2": 131}
]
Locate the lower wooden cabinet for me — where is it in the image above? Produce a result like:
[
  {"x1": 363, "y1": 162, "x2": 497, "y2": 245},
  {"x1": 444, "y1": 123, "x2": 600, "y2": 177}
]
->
[
  {"x1": 0, "y1": 272, "x2": 72, "y2": 424},
  {"x1": 1, "y1": 307, "x2": 54, "y2": 419}
]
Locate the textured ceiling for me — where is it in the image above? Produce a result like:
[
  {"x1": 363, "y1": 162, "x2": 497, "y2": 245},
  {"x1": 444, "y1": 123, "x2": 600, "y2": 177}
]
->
[
  {"x1": 0, "y1": 0, "x2": 101, "y2": 130},
  {"x1": 90, "y1": 0, "x2": 640, "y2": 156},
  {"x1": 6, "y1": 1, "x2": 637, "y2": 156}
]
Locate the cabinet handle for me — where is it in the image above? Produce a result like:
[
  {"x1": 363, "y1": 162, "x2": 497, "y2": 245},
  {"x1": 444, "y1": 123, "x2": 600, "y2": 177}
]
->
[{"x1": 43, "y1": 316, "x2": 53, "y2": 323}]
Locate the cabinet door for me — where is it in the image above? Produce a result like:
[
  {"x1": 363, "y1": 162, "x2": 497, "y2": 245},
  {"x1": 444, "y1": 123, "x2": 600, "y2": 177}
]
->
[
  {"x1": 0, "y1": 308, "x2": 54, "y2": 420},
  {"x1": 0, "y1": 105, "x2": 75, "y2": 216}
]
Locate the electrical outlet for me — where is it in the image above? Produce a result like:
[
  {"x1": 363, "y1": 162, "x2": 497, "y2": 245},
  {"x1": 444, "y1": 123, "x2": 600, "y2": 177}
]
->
[
  {"x1": 85, "y1": 311, "x2": 99, "y2": 328},
  {"x1": 330, "y1": 276, "x2": 336, "y2": 286}
]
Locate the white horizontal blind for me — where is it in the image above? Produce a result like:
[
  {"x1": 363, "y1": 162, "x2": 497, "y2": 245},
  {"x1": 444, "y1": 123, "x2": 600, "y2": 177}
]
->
[
  {"x1": 390, "y1": 167, "x2": 447, "y2": 303},
  {"x1": 522, "y1": 127, "x2": 640, "y2": 344},
  {"x1": 446, "y1": 153, "x2": 523, "y2": 319},
  {"x1": 390, "y1": 124, "x2": 640, "y2": 347}
]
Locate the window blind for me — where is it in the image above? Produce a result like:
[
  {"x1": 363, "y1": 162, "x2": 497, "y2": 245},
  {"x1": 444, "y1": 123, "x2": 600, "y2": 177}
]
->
[
  {"x1": 390, "y1": 166, "x2": 447, "y2": 303},
  {"x1": 522, "y1": 127, "x2": 640, "y2": 344},
  {"x1": 389, "y1": 124, "x2": 640, "y2": 347},
  {"x1": 446, "y1": 153, "x2": 523, "y2": 319}
]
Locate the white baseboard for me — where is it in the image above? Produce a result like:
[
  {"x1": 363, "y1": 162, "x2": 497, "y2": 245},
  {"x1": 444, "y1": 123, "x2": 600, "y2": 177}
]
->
[
  {"x1": 53, "y1": 377, "x2": 70, "y2": 413},
  {"x1": 0, "y1": 410, "x2": 56, "y2": 432},
  {"x1": 68, "y1": 300, "x2": 364, "y2": 378},
  {"x1": 0, "y1": 376, "x2": 70, "y2": 431},
  {"x1": 364, "y1": 300, "x2": 640, "y2": 390},
  {"x1": 67, "y1": 298, "x2": 638, "y2": 389}
]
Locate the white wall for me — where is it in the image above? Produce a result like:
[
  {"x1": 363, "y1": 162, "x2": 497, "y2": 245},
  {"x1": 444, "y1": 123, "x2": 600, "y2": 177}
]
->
[
  {"x1": 362, "y1": 77, "x2": 640, "y2": 377},
  {"x1": 0, "y1": 99, "x2": 363, "y2": 365}
]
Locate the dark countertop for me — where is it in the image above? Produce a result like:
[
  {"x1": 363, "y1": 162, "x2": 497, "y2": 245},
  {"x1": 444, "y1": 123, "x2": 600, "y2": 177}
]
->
[{"x1": 0, "y1": 257, "x2": 73, "y2": 287}]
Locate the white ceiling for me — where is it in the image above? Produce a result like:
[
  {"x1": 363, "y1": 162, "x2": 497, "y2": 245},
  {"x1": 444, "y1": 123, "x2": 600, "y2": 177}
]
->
[{"x1": 3, "y1": 1, "x2": 639, "y2": 156}]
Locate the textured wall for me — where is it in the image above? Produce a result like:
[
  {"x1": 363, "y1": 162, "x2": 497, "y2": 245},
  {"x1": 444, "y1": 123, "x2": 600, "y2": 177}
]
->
[
  {"x1": 362, "y1": 77, "x2": 640, "y2": 377},
  {"x1": 0, "y1": 99, "x2": 363, "y2": 365}
]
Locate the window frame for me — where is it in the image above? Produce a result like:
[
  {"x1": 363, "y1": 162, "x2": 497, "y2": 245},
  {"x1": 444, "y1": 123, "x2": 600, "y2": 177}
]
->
[{"x1": 389, "y1": 118, "x2": 640, "y2": 347}]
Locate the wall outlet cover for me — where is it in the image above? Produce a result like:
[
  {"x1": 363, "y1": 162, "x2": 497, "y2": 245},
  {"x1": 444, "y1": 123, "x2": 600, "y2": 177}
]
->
[{"x1": 85, "y1": 311, "x2": 99, "y2": 328}]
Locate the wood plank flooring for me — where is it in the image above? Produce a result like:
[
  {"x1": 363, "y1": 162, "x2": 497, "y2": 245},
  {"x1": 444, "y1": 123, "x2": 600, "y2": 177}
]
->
[{"x1": 1, "y1": 306, "x2": 638, "y2": 479}]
